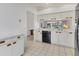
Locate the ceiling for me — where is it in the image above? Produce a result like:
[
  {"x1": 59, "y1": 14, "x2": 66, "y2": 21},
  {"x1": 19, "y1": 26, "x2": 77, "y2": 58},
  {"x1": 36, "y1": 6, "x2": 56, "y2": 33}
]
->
[{"x1": 27, "y1": 3, "x2": 75, "y2": 11}]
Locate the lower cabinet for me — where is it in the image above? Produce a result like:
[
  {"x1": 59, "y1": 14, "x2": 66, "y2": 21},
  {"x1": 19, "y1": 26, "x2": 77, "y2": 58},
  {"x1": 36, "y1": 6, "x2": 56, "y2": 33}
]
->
[
  {"x1": 0, "y1": 36, "x2": 24, "y2": 56},
  {"x1": 51, "y1": 31, "x2": 74, "y2": 48},
  {"x1": 0, "y1": 45, "x2": 12, "y2": 56},
  {"x1": 58, "y1": 32, "x2": 67, "y2": 46},
  {"x1": 35, "y1": 30, "x2": 42, "y2": 42},
  {"x1": 12, "y1": 37, "x2": 24, "y2": 56},
  {"x1": 58, "y1": 32, "x2": 74, "y2": 48},
  {"x1": 51, "y1": 31, "x2": 57, "y2": 44}
]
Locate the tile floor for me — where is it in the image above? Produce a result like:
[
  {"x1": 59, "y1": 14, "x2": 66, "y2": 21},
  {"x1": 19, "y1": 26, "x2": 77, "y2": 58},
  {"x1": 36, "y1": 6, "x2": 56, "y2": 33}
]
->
[{"x1": 23, "y1": 36, "x2": 75, "y2": 56}]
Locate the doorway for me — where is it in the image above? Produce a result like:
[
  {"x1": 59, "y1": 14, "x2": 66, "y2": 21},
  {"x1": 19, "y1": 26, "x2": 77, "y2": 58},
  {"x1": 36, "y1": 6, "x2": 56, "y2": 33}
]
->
[{"x1": 27, "y1": 11, "x2": 34, "y2": 41}]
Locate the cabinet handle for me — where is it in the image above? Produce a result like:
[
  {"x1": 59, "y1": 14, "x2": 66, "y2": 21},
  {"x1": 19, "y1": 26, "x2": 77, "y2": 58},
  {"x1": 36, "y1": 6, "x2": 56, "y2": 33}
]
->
[
  {"x1": 59, "y1": 32, "x2": 61, "y2": 33},
  {"x1": 7, "y1": 44, "x2": 11, "y2": 46},
  {"x1": 17, "y1": 36, "x2": 20, "y2": 39},
  {"x1": 0, "y1": 41, "x2": 5, "y2": 44},
  {"x1": 56, "y1": 31, "x2": 58, "y2": 33},
  {"x1": 13, "y1": 42, "x2": 16, "y2": 44},
  {"x1": 69, "y1": 32, "x2": 72, "y2": 34}
]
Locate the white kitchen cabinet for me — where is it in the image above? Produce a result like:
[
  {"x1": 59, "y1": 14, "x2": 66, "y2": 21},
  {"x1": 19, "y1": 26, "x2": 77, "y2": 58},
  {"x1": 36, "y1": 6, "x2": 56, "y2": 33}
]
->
[
  {"x1": 0, "y1": 44, "x2": 12, "y2": 56},
  {"x1": 35, "y1": 30, "x2": 42, "y2": 42},
  {"x1": 0, "y1": 35, "x2": 24, "y2": 56},
  {"x1": 67, "y1": 32, "x2": 74, "y2": 47},
  {"x1": 51, "y1": 31, "x2": 57, "y2": 44},
  {"x1": 17, "y1": 36, "x2": 24, "y2": 56},
  {"x1": 64, "y1": 33, "x2": 70, "y2": 47},
  {"x1": 38, "y1": 30, "x2": 42, "y2": 42},
  {"x1": 12, "y1": 36, "x2": 24, "y2": 56},
  {"x1": 58, "y1": 32, "x2": 67, "y2": 46},
  {"x1": 57, "y1": 31, "x2": 74, "y2": 47},
  {"x1": 51, "y1": 31, "x2": 63, "y2": 45},
  {"x1": 51, "y1": 31, "x2": 74, "y2": 47},
  {"x1": 56, "y1": 31, "x2": 69, "y2": 47},
  {"x1": 12, "y1": 41, "x2": 19, "y2": 56}
]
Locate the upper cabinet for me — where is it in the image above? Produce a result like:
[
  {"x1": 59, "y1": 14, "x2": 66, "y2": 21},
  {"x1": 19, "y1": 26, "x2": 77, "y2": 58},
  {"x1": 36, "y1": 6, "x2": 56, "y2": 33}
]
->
[
  {"x1": 38, "y1": 10, "x2": 75, "y2": 31},
  {"x1": 40, "y1": 17, "x2": 72, "y2": 31}
]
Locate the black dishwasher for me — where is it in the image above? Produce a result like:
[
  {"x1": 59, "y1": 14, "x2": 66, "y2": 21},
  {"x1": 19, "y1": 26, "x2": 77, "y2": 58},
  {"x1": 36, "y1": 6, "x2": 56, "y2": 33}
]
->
[{"x1": 42, "y1": 31, "x2": 51, "y2": 44}]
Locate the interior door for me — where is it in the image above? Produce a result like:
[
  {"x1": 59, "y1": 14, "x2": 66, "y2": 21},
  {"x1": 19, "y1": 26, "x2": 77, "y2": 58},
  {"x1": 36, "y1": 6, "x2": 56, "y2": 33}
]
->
[{"x1": 77, "y1": 25, "x2": 79, "y2": 50}]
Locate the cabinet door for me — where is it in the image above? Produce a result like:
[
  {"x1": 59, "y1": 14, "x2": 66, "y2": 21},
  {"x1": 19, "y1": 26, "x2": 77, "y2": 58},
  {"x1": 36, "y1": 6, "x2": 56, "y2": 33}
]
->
[
  {"x1": 12, "y1": 36, "x2": 24, "y2": 56},
  {"x1": 58, "y1": 32, "x2": 72, "y2": 47},
  {"x1": 35, "y1": 30, "x2": 42, "y2": 42},
  {"x1": 18, "y1": 36, "x2": 24, "y2": 56},
  {"x1": 38, "y1": 30, "x2": 42, "y2": 42},
  {"x1": 58, "y1": 32, "x2": 67, "y2": 46},
  {"x1": 12, "y1": 40, "x2": 19, "y2": 56},
  {"x1": 0, "y1": 45, "x2": 12, "y2": 56},
  {"x1": 51, "y1": 31, "x2": 57, "y2": 44},
  {"x1": 67, "y1": 32, "x2": 74, "y2": 48}
]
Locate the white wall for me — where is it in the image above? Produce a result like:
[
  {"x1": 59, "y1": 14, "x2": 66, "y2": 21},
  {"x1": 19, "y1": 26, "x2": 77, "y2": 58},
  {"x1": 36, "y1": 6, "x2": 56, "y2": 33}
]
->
[
  {"x1": 0, "y1": 4, "x2": 27, "y2": 39},
  {"x1": 0, "y1": 3, "x2": 38, "y2": 40}
]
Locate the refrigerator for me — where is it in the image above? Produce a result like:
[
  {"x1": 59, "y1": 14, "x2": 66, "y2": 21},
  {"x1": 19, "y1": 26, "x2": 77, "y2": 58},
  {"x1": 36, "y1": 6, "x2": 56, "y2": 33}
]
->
[{"x1": 75, "y1": 19, "x2": 79, "y2": 56}]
